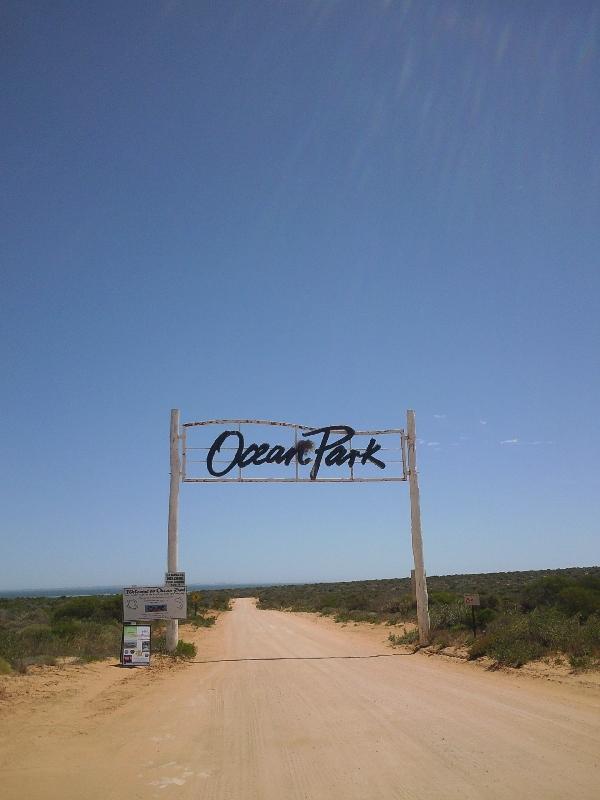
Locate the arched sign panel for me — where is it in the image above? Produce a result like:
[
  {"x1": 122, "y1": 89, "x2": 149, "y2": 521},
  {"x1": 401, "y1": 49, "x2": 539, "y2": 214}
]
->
[{"x1": 180, "y1": 420, "x2": 407, "y2": 483}]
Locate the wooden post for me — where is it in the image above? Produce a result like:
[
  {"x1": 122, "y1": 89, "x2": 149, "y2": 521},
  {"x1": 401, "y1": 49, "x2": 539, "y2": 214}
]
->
[
  {"x1": 407, "y1": 409, "x2": 430, "y2": 645},
  {"x1": 166, "y1": 409, "x2": 180, "y2": 652}
]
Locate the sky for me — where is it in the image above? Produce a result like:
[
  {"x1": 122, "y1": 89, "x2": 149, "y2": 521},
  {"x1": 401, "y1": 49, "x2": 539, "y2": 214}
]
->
[{"x1": 1, "y1": 0, "x2": 599, "y2": 591}]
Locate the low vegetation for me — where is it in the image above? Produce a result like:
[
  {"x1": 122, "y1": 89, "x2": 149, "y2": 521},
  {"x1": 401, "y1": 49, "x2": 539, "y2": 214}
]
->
[
  {"x1": 0, "y1": 595, "x2": 123, "y2": 673},
  {"x1": 0, "y1": 590, "x2": 225, "y2": 673},
  {"x1": 242, "y1": 567, "x2": 600, "y2": 670},
  {"x1": 2, "y1": 571, "x2": 597, "y2": 672},
  {"x1": 151, "y1": 630, "x2": 197, "y2": 660}
]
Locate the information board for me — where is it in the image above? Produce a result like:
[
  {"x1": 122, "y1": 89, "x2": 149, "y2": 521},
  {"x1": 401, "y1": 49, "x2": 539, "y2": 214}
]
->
[
  {"x1": 121, "y1": 624, "x2": 151, "y2": 666},
  {"x1": 123, "y1": 586, "x2": 187, "y2": 621}
]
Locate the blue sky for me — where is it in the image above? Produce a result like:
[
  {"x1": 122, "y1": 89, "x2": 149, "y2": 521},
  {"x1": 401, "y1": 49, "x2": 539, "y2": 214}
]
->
[{"x1": 1, "y1": 1, "x2": 598, "y2": 590}]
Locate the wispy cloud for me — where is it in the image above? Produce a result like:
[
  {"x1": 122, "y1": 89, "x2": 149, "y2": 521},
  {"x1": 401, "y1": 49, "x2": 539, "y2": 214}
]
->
[
  {"x1": 479, "y1": 419, "x2": 487, "y2": 425},
  {"x1": 427, "y1": 441, "x2": 440, "y2": 447},
  {"x1": 499, "y1": 438, "x2": 554, "y2": 447},
  {"x1": 433, "y1": 414, "x2": 446, "y2": 419}
]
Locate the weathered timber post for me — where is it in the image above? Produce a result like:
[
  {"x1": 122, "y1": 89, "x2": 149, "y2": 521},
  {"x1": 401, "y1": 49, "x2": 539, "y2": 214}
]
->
[
  {"x1": 407, "y1": 409, "x2": 430, "y2": 645},
  {"x1": 166, "y1": 408, "x2": 180, "y2": 652}
]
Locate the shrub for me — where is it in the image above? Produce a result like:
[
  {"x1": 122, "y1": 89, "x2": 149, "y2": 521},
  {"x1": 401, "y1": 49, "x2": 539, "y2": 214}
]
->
[
  {"x1": 520, "y1": 575, "x2": 600, "y2": 619},
  {"x1": 174, "y1": 640, "x2": 197, "y2": 659},
  {"x1": 51, "y1": 620, "x2": 81, "y2": 639},
  {"x1": 429, "y1": 591, "x2": 459, "y2": 605},
  {"x1": 382, "y1": 599, "x2": 415, "y2": 615},
  {"x1": 96, "y1": 596, "x2": 123, "y2": 622},
  {"x1": 0, "y1": 631, "x2": 23, "y2": 667},
  {"x1": 153, "y1": 637, "x2": 197, "y2": 659},
  {"x1": 477, "y1": 608, "x2": 497, "y2": 627},
  {"x1": 558, "y1": 587, "x2": 600, "y2": 620},
  {"x1": 316, "y1": 593, "x2": 343, "y2": 610},
  {"x1": 430, "y1": 600, "x2": 470, "y2": 631},
  {"x1": 49, "y1": 595, "x2": 122, "y2": 624},
  {"x1": 335, "y1": 610, "x2": 379, "y2": 624},
  {"x1": 71, "y1": 621, "x2": 121, "y2": 662},
  {"x1": 53, "y1": 597, "x2": 98, "y2": 620},
  {"x1": 468, "y1": 609, "x2": 600, "y2": 668},
  {"x1": 0, "y1": 656, "x2": 12, "y2": 674},
  {"x1": 19, "y1": 624, "x2": 53, "y2": 646},
  {"x1": 188, "y1": 615, "x2": 216, "y2": 628},
  {"x1": 208, "y1": 592, "x2": 231, "y2": 611},
  {"x1": 388, "y1": 629, "x2": 419, "y2": 646},
  {"x1": 568, "y1": 654, "x2": 594, "y2": 671}
]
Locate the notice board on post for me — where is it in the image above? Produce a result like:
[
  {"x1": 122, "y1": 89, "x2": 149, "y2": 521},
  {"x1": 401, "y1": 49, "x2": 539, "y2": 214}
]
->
[
  {"x1": 123, "y1": 586, "x2": 187, "y2": 621},
  {"x1": 121, "y1": 624, "x2": 151, "y2": 666}
]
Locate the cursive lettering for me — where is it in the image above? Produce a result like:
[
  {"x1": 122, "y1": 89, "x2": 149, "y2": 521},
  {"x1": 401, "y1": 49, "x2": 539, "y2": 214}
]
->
[{"x1": 205, "y1": 426, "x2": 386, "y2": 479}]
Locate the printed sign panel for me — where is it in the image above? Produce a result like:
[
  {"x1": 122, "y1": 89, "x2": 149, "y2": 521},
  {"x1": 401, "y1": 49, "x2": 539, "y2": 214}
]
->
[
  {"x1": 121, "y1": 624, "x2": 151, "y2": 666},
  {"x1": 123, "y1": 586, "x2": 187, "y2": 621},
  {"x1": 464, "y1": 594, "x2": 480, "y2": 606},
  {"x1": 165, "y1": 571, "x2": 186, "y2": 587}
]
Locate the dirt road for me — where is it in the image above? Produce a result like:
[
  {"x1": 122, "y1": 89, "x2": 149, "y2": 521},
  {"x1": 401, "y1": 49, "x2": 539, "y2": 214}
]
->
[{"x1": 1, "y1": 598, "x2": 599, "y2": 799}]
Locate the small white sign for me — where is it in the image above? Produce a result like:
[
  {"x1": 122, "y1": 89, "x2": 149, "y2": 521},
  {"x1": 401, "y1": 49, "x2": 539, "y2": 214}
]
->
[
  {"x1": 123, "y1": 586, "x2": 187, "y2": 621},
  {"x1": 165, "y1": 571, "x2": 186, "y2": 587},
  {"x1": 464, "y1": 594, "x2": 480, "y2": 606}
]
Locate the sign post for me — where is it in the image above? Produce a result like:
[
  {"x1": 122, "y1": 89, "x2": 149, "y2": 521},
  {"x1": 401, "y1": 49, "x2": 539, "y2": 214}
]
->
[
  {"x1": 464, "y1": 594, "x2": 480, "y2": 637},
  {"x1": 166, "y1": 409, "x2": 181, "y2": 652},
  {"x1": 407, "y1": 410, "x2": 430, "y2": 645}
]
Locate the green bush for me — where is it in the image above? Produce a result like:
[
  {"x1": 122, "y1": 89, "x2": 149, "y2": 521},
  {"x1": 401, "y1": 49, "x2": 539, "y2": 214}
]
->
[
  {"x1": 388, "y1": 629, "x2": 419, "y2": 646},
  {"x1": 174, "y1": 640, "x2": 197, "y2": 659},
  {"x1": 568, "y1": 654, "x2": 594, "y2": 671},
  {"x1": 477, "y1": 608, "x2": 497, "y2": 627},
  {"x1": 188, "y1": 615, "x2": 216, "y2": 627},
  {"x1": 96, "y1": 596, "x2": 123, "y2": 622},
  {"x1": 0, "y1": 656, "x2": 12, "y2": 674},
  {"x1": 51, "y1": 620, "x2": 80, "y2": 639},
  {"x1": 430, "y1": 600, "x2": 470, "y2": 631},
  {"x1": 468, "y1": 610, "x2": 600, "y2": 668},
  {"x1": 207, "y1": 592, "x2": 231, "y2": 611},
  {"x1": 429, "y1": 591, "x2": 459, "y2": 605},
  {"x1": 53, "y1": 596, "x2": 98, "y2": 620},
  {"x1": 558, "y1": 587, "x2": 600, "y2": 620},
  {"x1": 520, "y1": 575, "x2": 600, "y2": 619},
  {"x1": 19, "y1": 624, "x2": 54, "y2": 646},
  {"x1": 316, "y1": 593, "x2": 343, "y2": 610},
  {"x1": 0, "y1": 617, "x2": 121, "y2": 671},
  {"x1": 153, "y1": 636, "x2": 197, "y2": 659}
]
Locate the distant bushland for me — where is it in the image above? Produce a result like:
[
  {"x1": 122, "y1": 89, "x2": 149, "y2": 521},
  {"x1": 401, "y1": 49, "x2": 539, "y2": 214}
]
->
[
  {"x1": 237, "y1": 567, "x2": 600, "y2": 670},
  {"x1": 0, "y1": 589, "x2": 228, "y2": 672}
]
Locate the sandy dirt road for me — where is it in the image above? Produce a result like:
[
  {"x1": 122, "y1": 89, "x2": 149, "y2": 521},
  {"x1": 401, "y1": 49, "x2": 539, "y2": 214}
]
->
[{"x1": 1, "y1": 598, "x2": 599, "y2": 800}]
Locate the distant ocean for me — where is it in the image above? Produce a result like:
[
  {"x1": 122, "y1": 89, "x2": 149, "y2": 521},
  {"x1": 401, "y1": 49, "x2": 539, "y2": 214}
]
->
[{"x1": 0, "y1": 583, "x2": 275, "y2": 599}]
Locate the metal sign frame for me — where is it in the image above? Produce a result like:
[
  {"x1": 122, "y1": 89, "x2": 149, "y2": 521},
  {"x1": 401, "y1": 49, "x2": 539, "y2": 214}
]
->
[
  {"x1": 180, "y1": 419, "x2": 408, "y2": 483},
  {"x1": 164, "y1": 409, "x2": 430, "y2": 650}
]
